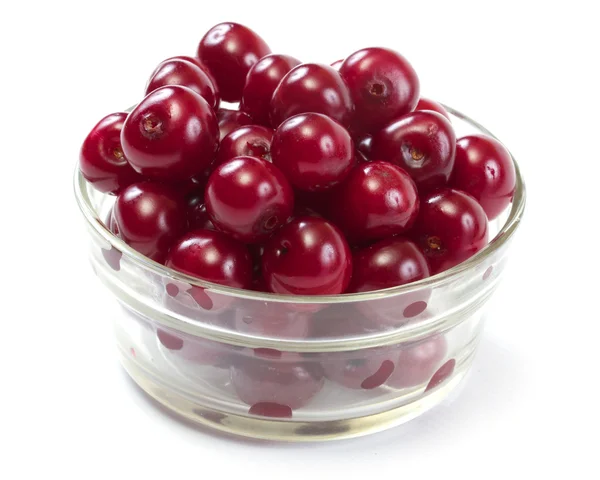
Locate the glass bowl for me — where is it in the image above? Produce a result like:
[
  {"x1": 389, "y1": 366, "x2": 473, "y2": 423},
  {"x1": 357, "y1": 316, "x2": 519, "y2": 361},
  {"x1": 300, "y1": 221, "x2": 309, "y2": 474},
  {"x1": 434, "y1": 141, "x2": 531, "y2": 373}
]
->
[{"x1": 73, "y1": 106, "x2": 526, "y2": 441}]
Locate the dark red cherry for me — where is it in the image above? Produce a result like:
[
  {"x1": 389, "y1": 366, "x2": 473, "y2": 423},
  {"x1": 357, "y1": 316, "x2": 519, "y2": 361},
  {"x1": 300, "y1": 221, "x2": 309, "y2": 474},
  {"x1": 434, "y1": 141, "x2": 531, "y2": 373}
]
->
[
  {"x1": 339, "y1": 47, "x2": 419, "y2": 134},
  {"x1": 415, "y1": 97, "x2": 451, "y2": 120},
  {"x1": 348, "y1": 238, "x2": 430, "y2": 293},
  {"x1": 197, "y1": 22, "x2": 271, "y2": 102},
  {"x1": 411, "y1": 188, "x2": 489, "y2": 274},
  {"x1": 262, "y1": 216, "x2": 352, "y2": 295},
  {"x1": 370, "y1": 110, "x2": 456, "y2": 191},
  {"x1": 329, "y1": 161, "x2": 419, "y2": 244},
  {"x1": 231, "y1": 353, "x2": 324, "y2": 410},
  {"x1": 145, "y1": 58, "x2": 219, "y2": 109},
  {"x1": 271, "y1": 113, "x2": 355, "y2": 191},
  {"x1": 113, "y1": 182, "x2": 187, "y2": 264},
  {"x1": 270, "y1": 63, "x2": 353, "y2": 127},
  {"x1": 241, "y1": 54, "x2": 301, "y2": 126},
  {"x1": 165, "y1": 229, "x2": 252, "y2": 289},
  {"x1": 387, "y1": 335, "x2": 447, "y2": 388},
  {"x1": 121, "y1": 85, "x2": 219, "y2": 181},
  {"x1": 451, "y1": 134, "x2": 516, "y2": 220},
  {"x1": 186, "y1": 191, "x2": 215, "y2": 231},
  {"x1": 215, "y1": 125, "x2": 274, "y2": 166},
  {"x1": 216, "y1": 108, "x2": 254, "y2": 140},
  {"x1": 79, "y1": 112, "x2": 141, "y2": 194},
  {"x1": 205, "y1": 156, "x2": 294, "y2": 243},
  {"x1": 162, "y1": 55, "x2": 218, "y2": 88}
]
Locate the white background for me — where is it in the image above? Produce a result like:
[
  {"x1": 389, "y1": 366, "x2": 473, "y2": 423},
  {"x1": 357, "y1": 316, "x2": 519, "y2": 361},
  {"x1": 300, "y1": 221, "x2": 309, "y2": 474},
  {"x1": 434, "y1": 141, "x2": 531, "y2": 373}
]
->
[{"x1": 1, "y1": 1, "x2": 599, "y2": 478}]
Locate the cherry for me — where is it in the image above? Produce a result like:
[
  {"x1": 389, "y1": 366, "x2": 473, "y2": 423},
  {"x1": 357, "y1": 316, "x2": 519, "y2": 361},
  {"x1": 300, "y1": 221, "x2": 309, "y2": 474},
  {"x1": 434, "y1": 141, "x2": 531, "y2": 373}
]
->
[
  {"x1": 330, "y1": 59, "x2": 344, "y2": 70},
  {"x1": 339, "y1": 47, "x2": 419, "y2": 134},
  {"x1": 415, "y1": 97, "x2": 451, "y2": 121},
  {"x1": 241, "y1": 54, "x2": 301, "y2": 126},
  {"x1": 262, "y1": 216, "x2": 352, "y2": 295},
  {"x1": 145, "y1": 58, "x2": 219, "y2": 109},
  {"x1": 166, "y1": 229, "x2": 252, "y2": 289},
  {"x1": 231, "y1": 353, "x2": 324, "y2": 410},
  {"x1": 451, "y1": 134, "x2": 516, "y2": 220},
  {"x1": 79, "y1": 112, "x2": 141, "y2": 194},
  {"x1": 234, "y1": 302, "x2": 311, "y2": 339},
  {"x1": 205, "y1": 156, "x2": 294, "y2": 243},
  {"x1": 328, "y1": 161, "x2": 419, "y2": 244},
  {"x1": 162, "y1": 55, "x2": 219, "y2": 88},
  {"x1": 271, "y1": 113, "x2": 355, "y2": 191},
  {"x1": 370, "y1": 110, "x2": 456, "y2": 191},
  {"x1": 348, "y1": 238, "x2": 430, "y2": 293},
  {"x1": 157, "y1": 328, "x2": 226, "y2": 367},
  {"x1": 121, "y1": 85, "x2": 219, "y2": 181},
  {"x1": 186, "y1": 191, "x2": 215, "y2": 231},
  {"x1": 411, "y1": 188, "x2": 489, "y2": 274},
  {"x1": 386, "y1": 335, "x2": 447, "y2": 388},
  {"x1": 215, "y1": 125, "x2": 274, "y2": 166},
  {"x1": 197, "y1": 22, "x2": 271, "y2": 102},
  {"x1": 270, "y1": 63, "x2": 353, "y2": 127},
  {"x1": 113, "y1": 182, "x2": 187, "y2": 264},
  {"x1": 216, "y1": 108, "x2": 254, "y2": 140}
]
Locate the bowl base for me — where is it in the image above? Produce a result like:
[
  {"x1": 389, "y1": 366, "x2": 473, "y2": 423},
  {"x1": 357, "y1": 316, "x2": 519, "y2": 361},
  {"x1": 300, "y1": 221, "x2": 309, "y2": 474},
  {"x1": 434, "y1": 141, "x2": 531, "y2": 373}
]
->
[{"x1": 118, "y1": 349, "x2": 473, "y2": 442}]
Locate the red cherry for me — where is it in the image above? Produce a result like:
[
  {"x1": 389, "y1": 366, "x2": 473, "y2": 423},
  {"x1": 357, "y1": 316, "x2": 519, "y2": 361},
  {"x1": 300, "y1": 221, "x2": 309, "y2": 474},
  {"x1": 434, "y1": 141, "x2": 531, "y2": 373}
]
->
[
  {"x1": 451, "y1": 134, "x2": 516, "y2": 220},
  {"x1": 348, "y1": 238, "x2": 430, "y2": 292},
  {"x1": 271, "y1": 113, "x2": 355, "y2": 191},
  {"x1": 215, "y1": 125, "x2": 274, "y2": 166},
  {"x1": 186, "y1": 191, "x2": 215, "y2": 231},
  {"x1": 411, "y1": 188, "x2": 489, "y2": 274},
  {"x1": 205, "y1": 156, "x2": 294, "y2": 243},
  {"x1": 370, "y1": 110, "x2": 456, "y2": 191},
  {"x1": 145, "y1": 58, "x2": 219, "y2": 109},
  {"x1": 339, "y1": 47, "x2": 419, "y2": 134},
  {"x1": 197, "y1": 22, "x2": 271, "y2": 102},
  {"x1": 329, "y1": 161, "x2": 419, "y2": 244},
  {"x1": 79, "y1": 112, "x2": 141, "y2": 194},
  {"x1": 165, "y1": 229, "x2": 252, "y2": 289},
  {"x1": 162, "y1": 55, "x2": 219, "y2": 88},
  {"x1": 216, "y1": 108, "x2": 254, "y2": 140},
  {"x1": 415, "y1": 97, "x2": 451, "y2": 120},
  {"x1": 270, "y1": 63, "x2": 353, "y2": 127},
  {"x1": 262, "y1": 216, "x2": 352, "y2": 295},
  {"x1": 234, "y1": 302, "x2": 311, "y2": 339},
  {"x1": 121, "y1": 85, "x2": 219, "y2": 181},
  {"x1": 231, "y1": 354, "x2": 324, "y2": 410},
  {"x1": 387, "y1": 335, "x2": 447, "y2": 388},
  {"x1": 113, "y1": 182, "x2": 187, "y2": 264},
  {"x1": 241, "y1": 54, "x2": 301, "y2": 126}
]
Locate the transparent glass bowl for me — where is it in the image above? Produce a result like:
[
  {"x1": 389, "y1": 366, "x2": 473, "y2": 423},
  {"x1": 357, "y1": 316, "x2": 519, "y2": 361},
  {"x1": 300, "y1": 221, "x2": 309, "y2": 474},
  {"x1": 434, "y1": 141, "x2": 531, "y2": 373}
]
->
[{"x1": 74, "y1": 107, "x2": 525, "y2": 441}]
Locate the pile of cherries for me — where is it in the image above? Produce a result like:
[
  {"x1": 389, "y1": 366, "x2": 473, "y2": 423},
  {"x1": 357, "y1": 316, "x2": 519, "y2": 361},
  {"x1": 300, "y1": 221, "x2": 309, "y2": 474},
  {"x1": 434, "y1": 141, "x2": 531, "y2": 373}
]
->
[{"x1": 80, "y1": 22, "x2": 516, "y2": 299}]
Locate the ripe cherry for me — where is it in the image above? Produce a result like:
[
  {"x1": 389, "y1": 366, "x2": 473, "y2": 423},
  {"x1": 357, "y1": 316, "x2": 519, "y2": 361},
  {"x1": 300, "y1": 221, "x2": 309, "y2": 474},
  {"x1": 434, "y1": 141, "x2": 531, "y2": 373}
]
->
[
  {"x1": 113, "y1": 182, "x2": 187, "y2": 264},
  {"x1": 451, "y1": 134, "x2": 516, "y2": 220},
  {"x1": 415, "y1": 97, "x2": 451, "y2": 120},
  {"x1": 411, "y1": 188, "x2": 489, "y2": 274},
  {"x1": 215, "y1": 125, "x2": 274, "y2": 166},
  {"x1": 216, "y1": 108, "x2": 254, "y2": 140},
  {"x1": 241, "y1": 54, "x2": 301, "y2": 126},
  {"x1": 145, "y1": 58, "x2": 219, "y2": 109},
  {"x1": 262, "y1": 216, "x2": 352, "y2": 295},
  {"x1": 270, "y1": 63, "x2": 353, "y2": 127},
  {"x1": 339, "y1": 47, "x2": 419, "y2": 134},
  {"x1": 386, "y1": 335, "x2": 448, "y2": 388},
  {"x1": 165, "y1": 229, "x2": 252, "y2": 289},
  {"x1": 162, "y1": 55, "x2": 218, "y2": 88},
  {"x1": 205, "y1": 156, "x2": 294, "y2": 243},
  {"x1": 197, "y1": 22, "x2": 271, "y2": 102},
  {"x1": 186, "y1": 191, "x2": 215, "y2": 231},
  {"x1": 121, "y1": 85, "x2": 219, "y2": 181},
  {"x1": 271, "y1": 113, "x2": 355, "y2": 191},
  {"x1": 329, "y1": 161, "x2": 419, "y2": 244},
  {"x1": 79, "y1": 112, "x2": 141, "y2": 194},
  {"x1": 370, "y1": 110, "x2": 456, "y2": 191},
  {"x1": 231, "y1": 353, "x2": 324, "y2": 412}
]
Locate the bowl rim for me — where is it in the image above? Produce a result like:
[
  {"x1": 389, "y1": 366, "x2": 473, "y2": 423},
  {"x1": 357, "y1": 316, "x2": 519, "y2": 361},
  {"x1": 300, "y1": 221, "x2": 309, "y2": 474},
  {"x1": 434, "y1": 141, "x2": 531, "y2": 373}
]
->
[{"x1": 74, "y1": 106, "x2": 526, "y2": 306}]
